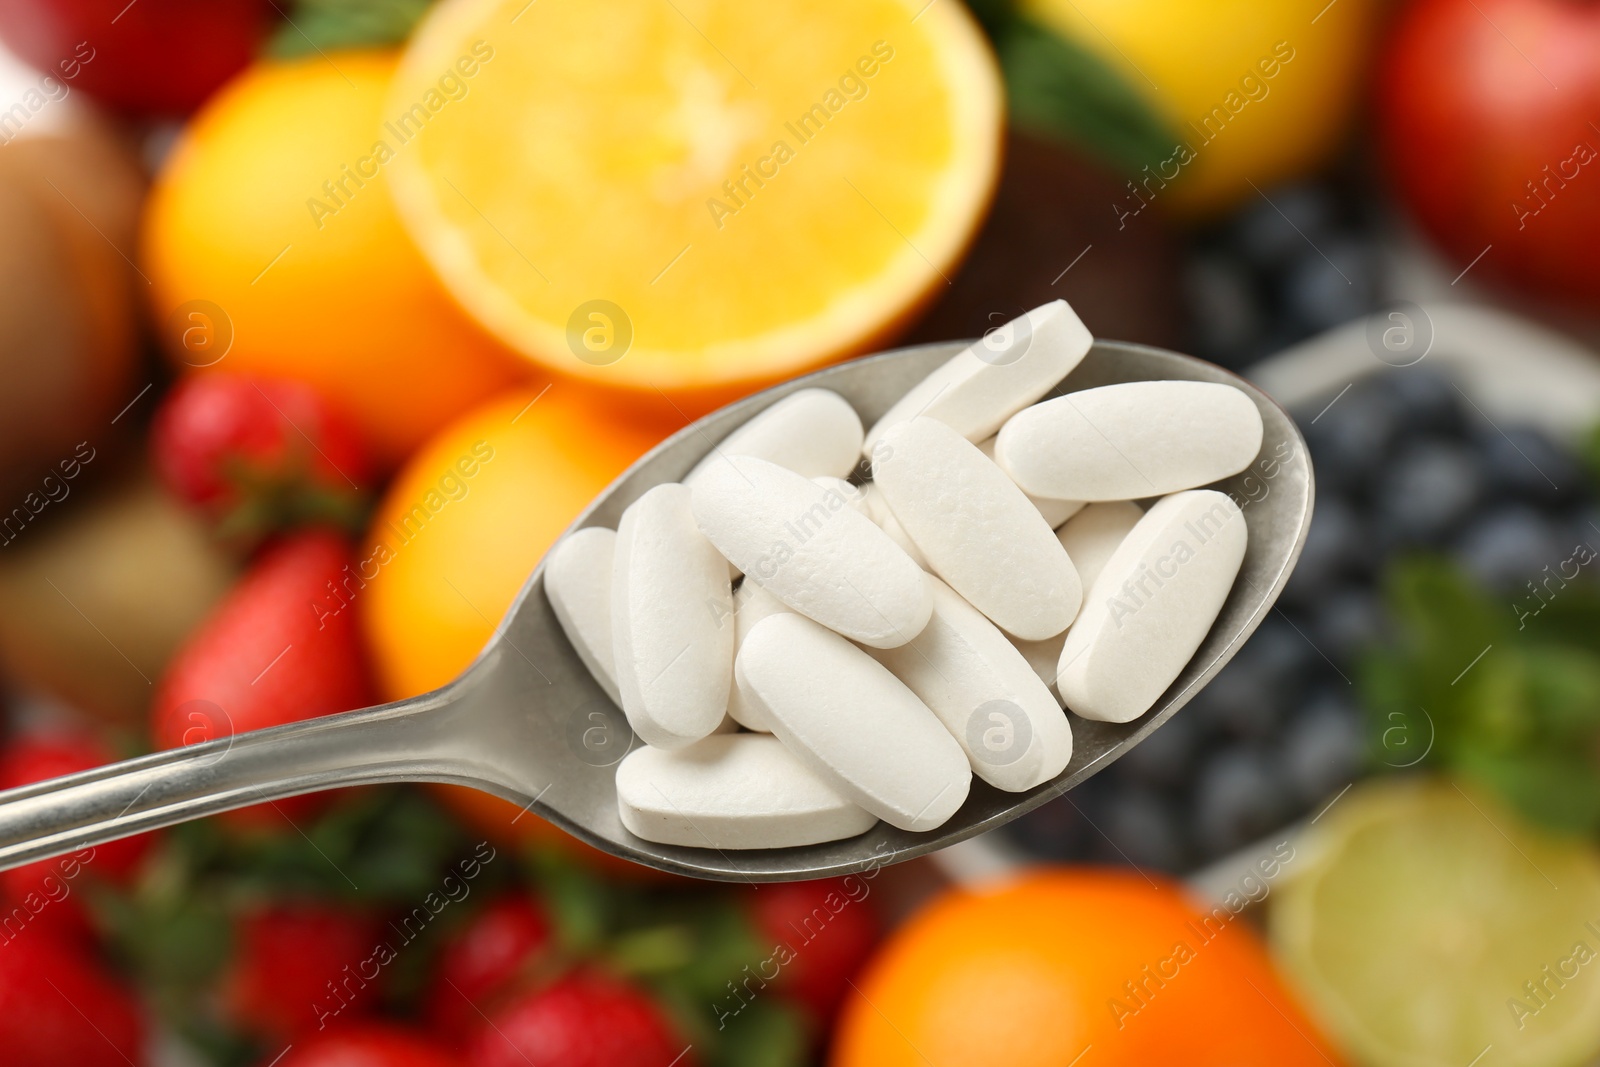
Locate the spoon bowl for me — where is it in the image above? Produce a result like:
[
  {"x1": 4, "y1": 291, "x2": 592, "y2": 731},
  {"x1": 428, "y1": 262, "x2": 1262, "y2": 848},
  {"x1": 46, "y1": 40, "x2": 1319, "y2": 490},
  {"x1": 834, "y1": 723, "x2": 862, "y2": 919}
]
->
[{"x1": 0, "y1": 339, "x2": 1312, "y2": 881}]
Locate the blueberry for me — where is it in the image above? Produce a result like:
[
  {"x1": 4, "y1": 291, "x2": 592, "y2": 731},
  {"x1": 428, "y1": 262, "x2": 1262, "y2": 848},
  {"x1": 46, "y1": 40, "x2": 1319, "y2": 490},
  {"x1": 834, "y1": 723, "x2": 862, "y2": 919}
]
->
[
  {"x1": 1283, "y1": 239, "x2": 1375, "y2": 334},
  {"x1": 1301, "y1": 381, "x2": 1403, "y2": 499},
  {"x1": 1118, "y1": 711, "x2": 1202, "y2": 789},
  {"x1": 1311, "y1": 586, "x2": 1386, "y2": 662},
  {"x1": 1095, "y1": 786, "x2": 1187, "y2": 872},
  {"x1": 1567, "y1": 504, "x2": 1600, "y2": 558},
  {"x1": 1241, "y1": 615, "x2": 1319, "y2": 690},
  {"x1": 1372, "y1": 439, "x2": 1484, "y2": 547},
  {"x1": 1476, "y1": 426, "x2": 1583, "y2": 506},
  {"x1": 1186, "y1": 656, "x2": 1282, "y2": 739},
  {"x1": 1455, "y1": 505, "x2": 1568, "y2": 591},
  {"x1": 999, "y1": 795, "x2": 1088, "y2": 860},
  {"x1": 1380, "y1": 366, "x2": 1465, "y2": 439},
  {"x1": 1231, "y1": 184, "x2": 1335, "y2": 269},
  {"x1": 1186, "y1": 255, "x2": 1263, "y2": 365},
  {"x1": 1283, "y1": 496, "x2": 1369, "y2": 605},
  {"x1": 1280, "y1": 692, "x2": 1365, "y2": 806},
  {"x1": 1193, "y1": 746, "x2": 1296, "y2": 859}
]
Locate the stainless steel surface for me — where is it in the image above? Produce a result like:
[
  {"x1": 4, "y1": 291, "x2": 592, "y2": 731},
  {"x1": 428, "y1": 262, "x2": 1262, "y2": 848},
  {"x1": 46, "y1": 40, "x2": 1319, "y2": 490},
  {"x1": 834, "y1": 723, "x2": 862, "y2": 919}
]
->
[{"x1": 0, "y1": 339, "x2": 1313, "y2": 882}]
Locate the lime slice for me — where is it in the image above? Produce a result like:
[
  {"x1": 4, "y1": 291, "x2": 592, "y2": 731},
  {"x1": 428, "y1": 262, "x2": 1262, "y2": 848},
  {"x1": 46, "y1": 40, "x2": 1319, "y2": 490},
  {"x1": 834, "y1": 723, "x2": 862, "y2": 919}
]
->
[{"x1": 1271, "y1": 778, "x2": 1600, "y2": 1067}]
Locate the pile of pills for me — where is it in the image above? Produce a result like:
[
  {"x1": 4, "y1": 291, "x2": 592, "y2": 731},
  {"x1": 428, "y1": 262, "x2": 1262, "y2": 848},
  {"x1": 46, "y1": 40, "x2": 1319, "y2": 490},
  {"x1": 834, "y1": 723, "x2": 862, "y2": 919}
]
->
[{"x1": 544, "y1": 300, "x2": 1264, "y2": 850}]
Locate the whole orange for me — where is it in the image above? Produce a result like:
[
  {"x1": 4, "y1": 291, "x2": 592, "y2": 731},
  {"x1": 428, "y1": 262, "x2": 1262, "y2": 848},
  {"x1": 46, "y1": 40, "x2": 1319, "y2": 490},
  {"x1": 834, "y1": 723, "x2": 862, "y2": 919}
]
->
[
  {"x1": 832, "y1": 868, "x2": 1342, "y2": 1067},
  {"x1": 142, "y1": 51, "x2": 521, "y2": 465},
  {"x1": 360, "y1": 384, "x2": 666, "y2": 702},
  {"x1": 360, "y1": 384, "x2": 667, "y2": 874}
]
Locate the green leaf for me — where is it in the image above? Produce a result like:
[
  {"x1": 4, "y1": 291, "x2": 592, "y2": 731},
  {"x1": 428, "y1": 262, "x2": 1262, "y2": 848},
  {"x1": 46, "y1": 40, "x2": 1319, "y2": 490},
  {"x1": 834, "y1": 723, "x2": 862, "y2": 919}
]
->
[
  {"x1": 1360, "y1": 554, "x2": 1600, "y2": 837},
  {"x1": 1457, "y1": 748, "x2": 1600, "y2": 836},
  {"x1": 268, "y1": 0, "x2": 435, "y2": 57},
  {"x1": 967, "y1": 0, "x2": 1177, "y2": 175},
  {"x1": 706, "y1": 998, "x2": 810, "y2": 1067}
]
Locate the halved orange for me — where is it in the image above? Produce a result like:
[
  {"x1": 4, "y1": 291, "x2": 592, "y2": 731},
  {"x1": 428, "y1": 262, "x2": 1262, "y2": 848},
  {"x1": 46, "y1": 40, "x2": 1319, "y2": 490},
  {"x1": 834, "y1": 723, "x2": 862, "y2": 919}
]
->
[{"x1": 386, "y1": 0, "x2": 1002, "y2": 398}]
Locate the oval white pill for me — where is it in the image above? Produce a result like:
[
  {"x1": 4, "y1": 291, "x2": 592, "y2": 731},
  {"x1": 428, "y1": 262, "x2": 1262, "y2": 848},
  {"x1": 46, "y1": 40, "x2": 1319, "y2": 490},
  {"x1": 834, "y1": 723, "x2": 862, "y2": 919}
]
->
[
  {"x1": 1007, "y1": 501, "x2": 1146, "y2": 696},
  {"x1": 872, "y1": 579, "x2": 1072, "y2": 792},
  {"x1": 725, "y1": 581, "x2": 790, "y2": 731},
  {"x1": 1059, "y1": 501, "x2": 1145, "y2": 591},
  {"x1": 691, "y1": 456, "x2": 931, "y2": 649},
  {"x1": 615, "y1": 734, "x2": 877, "y2": 849},
  {"x1": 977, "y1": 436, "x2": 1082, "y2": 528},
  {"x1": 863, "y1": 300, "x2": 1092, "y2": 457},
  {"x1": 612, "y1": 484, "x2": 735, "y2": 749},
  {"x1": 1058, "y1": 490, "x2": 1247, "y2": 723},
  {"x1": 860, "y1": 482, "x2": 928, "y2": 568},
  {"x1": 995, "y1": 381, "x2": 1264, "y2": 502},
  {"x1": 812, "y1": 476, "x2": 869, "y2": 518},
  {"x1": 687, "y1": 388, "x2": 864, "y2": 487},
  {"x1": 874, "y1": 417, "x2": 1081, "y2": 641},
  {"x1": 738, "y1": 613, "x2": 971, "y2": 832},
  {"x1": 544, "y1": 526, "x2": 621, "y2": 705}
]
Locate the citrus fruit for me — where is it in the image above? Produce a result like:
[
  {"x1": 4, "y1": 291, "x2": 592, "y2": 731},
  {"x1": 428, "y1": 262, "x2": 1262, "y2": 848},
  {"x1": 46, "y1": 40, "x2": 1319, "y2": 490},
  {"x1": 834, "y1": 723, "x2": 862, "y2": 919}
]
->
[
  {"x1": 360, "y1": 385, "x2": 666, "y2": 702},
  {"x1": 142, "y1": 51, "x2": 522, "y2": 465},
  {"x1": 359, "y1": 385, "x2": 667, "y2": 876},
  {"x1": 1024, "y1": 0, "x2": 1377, "y2": 215},
  {"x1": 832, "y1": 868, "x2": 1341, "y2": 1067},
  {"x1": 386, "y1": 0, "x2": 1001, "y2": 400},
  {"x1": 1271, "y1": 778, "x2": 1600, "y2": 1067}
]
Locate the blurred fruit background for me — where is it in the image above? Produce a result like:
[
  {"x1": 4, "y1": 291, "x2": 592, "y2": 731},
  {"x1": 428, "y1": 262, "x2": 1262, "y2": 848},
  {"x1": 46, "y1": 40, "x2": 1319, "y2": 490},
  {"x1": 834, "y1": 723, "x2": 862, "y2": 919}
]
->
[{"x1": 0, "y1": 0, "x2": 1598, "y2": 1064}]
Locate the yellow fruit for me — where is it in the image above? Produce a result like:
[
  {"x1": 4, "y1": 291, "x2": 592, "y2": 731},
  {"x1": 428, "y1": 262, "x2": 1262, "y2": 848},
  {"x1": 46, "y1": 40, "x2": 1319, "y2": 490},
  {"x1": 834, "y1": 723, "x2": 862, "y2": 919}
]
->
[
  {"x1": 386, "y1": 0, "x2": 1001, "y2": 399},
  {"x1": 360, "y1": 385, "x2": 666, "y2": 701},
  {"x1": 1272, "y1": 778, "x2": 1600, "y2": 1067},
  {"x1": 1025, "y1": 0, "x2": 1376, "y2": 215},
  {"x1": 143, "y1": 51, "x2": 522, "y2": 465}
]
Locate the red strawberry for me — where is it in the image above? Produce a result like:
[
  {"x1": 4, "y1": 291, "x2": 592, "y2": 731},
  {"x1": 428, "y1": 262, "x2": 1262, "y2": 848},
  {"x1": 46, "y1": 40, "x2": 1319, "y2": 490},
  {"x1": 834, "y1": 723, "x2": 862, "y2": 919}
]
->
[
  {"x1": 221, "y1": 903, "x2": 385, "y2": 1040},
  {"x1": 0, "y1": 734, "x2": 158, "y2": 946},
  {"x1": 266, "y1": 1024, "x2": 465, "y2": 1067},
  {"x1": 0, "y1": 926, "x2": 144, "y2": 1067},
  {"x1": 426, "y1": 897, "x2": 554, "y2": 1040},
  {"x1": 151, "y1": 529, "x2": 375, "y2": 824},
  {"x1": 466, "y1": 971, "x2": 692, "y2": 1067},
  {"x1": 0, "y1": 734, "x2": 156, "y2": 884},
  {"x1": 743, "y1": 877, "x2": 879, "y2": 1022},
  {"x1": 151, "y1": 374, "x2": 370, "y2": 538}
]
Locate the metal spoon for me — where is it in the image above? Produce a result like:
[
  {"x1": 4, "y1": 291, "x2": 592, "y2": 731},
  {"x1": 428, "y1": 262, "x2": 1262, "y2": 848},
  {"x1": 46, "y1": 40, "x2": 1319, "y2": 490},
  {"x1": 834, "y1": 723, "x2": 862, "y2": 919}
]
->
[{"x1": 0, "y1": 338, "x2": 1312, "y2": 882}]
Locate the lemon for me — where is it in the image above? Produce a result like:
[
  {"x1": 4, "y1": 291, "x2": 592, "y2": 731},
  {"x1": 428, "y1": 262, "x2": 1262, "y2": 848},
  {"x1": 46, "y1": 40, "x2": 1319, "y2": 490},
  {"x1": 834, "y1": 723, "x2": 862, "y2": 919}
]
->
[{"x1": 1271, "y1": 778, "x2": 1600, "y2": 1067}]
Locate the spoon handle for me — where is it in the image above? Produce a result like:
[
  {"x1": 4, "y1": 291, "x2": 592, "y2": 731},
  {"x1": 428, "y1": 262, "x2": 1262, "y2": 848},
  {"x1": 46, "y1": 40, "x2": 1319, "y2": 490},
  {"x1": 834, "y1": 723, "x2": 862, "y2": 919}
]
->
[{"x1": 0, "y1": 690, "x2": 462, "y2": 872}]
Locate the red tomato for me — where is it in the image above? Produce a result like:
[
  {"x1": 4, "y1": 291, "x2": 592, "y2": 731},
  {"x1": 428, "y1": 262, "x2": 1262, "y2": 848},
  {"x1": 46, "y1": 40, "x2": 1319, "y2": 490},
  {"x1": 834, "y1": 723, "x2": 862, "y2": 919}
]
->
[{"x1": 1378, "y1": 0, "x2": 1600, "y2": 304}]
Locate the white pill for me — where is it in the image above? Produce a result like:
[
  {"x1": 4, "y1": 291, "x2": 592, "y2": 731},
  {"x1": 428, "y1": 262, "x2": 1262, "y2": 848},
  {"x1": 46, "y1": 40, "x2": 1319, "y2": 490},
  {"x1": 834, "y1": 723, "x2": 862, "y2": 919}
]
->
[
  {"x1": 977, "y1": 437, "x2": 1082, "y2": 528},
  {"x1": 725, "y1": 581, "x2": 790, "y2": 731},
  {"x1": 738, "y1": 613, "x2": 971, "y2": 832},
  {"x1": 615, "y1": 734, "x2": 877, "y2": 849},
  {"x1": 691, "y1": 456, "x2": 932, "y2": 649},
  {"x1": 1058, "y1": 490, "x2": 1247, "y2": 723},
  {"x1": 1011, "y1": 635, "x2": 1065, "y2": 699},
  {"x1": 544, "y1": 527, "x2": 621, "y2": 705},
  {"x1": 872, "y1": 579, "x2": 1072, "y2": 792},
  {"x1": 687, "y1": 388, "x2": 864, "y2": 487},
  {"x1": 612, "y1": 484, "x2": 735, "y2": 748},
  {"x1": 1007, "y1": 501, "x2": 1146, "y2": 695},
  {"x1": 861, "y1": 483, "x2": 928, "y2": 568},
  {"x1": 1059, "y1": 501, "x2": 1146, "y2": 591},
  {"x1": 995, "y1": 381, "x2": 1264, "y2": 502},
  {"x1": 874, "y1": 417, "x2": 1081, "y2": 641},
  {"x1": 812, "y1": 476, "x2": 869, "y2": 518},
  {"x1": 862, "y1": 300, "x2": 1092, "y2": 457}
]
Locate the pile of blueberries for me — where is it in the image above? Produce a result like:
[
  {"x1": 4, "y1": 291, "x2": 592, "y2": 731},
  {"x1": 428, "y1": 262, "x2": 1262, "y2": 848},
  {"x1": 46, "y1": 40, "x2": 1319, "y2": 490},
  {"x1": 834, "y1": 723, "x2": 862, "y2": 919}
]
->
[
  {"x1": 999, "y1": 362, "x2": 1600, "y2": 873},
  {"x1": 1183, "y1": 177, "x2": 1385, "y2": 372}
]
